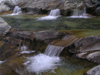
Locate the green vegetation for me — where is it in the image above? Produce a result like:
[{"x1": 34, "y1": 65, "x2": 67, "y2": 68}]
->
[{"x1": 60, "y1": 29, "x2": 100, "y2": 38}]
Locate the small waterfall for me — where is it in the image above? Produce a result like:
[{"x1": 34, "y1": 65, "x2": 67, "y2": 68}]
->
[
  {"x1": 49, "y1": 9, "x2": 60, "y2": 16},
  {"x1": 11, "y1": 6, "x2": 22, "y2": 15},
  {"x1": 38, "y1": 9, "x2": 60, "y2": 20},
  {"x1": 70, "y1": 7, "x2": 89, "y2": 18},
  {"x1": 45, "y1": 45, "x2": 64, "y2": 56},
  {"x1": 24, "y1": 44, "x2": 63, "y2": 74}
]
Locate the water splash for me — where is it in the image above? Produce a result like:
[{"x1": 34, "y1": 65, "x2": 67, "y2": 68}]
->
[
  {"x1": 25, "y1": 54, "x2": 61, "y2": 75},
  {"x1": 0, "y1": 61, "x2": 3, "y2": 64},
  {"x1": 24, "y1": 45, "x2": 64, "y2": 75},
  {"x1": 38, "y1": 9, "x2": 60, "y2": 20}
]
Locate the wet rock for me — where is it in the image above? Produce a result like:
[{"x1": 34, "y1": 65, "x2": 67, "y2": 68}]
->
[
  {"x1": 51, "y1": 35, "x2": 78, "y2": 47},
  {"x1": 33, "y1": 30, "x2": 64, "y2": 41},
  {"x1": 0, "y1": 52, "x2": 36, "y2": 75},
  {"x1": 24, "y1": 0, "x2": 65, "y2": 10},
  {"x1": 5, "y1": 37, "x2": 22, "y2": 45},
  {"x1": 0, "y1": 17, "x2": 11, "y2": 36},
  {"x1": 22, "y1": 7, "x2": 49, "y2": 15},
  {"x1": 60, "y1": 9, "x2": 73, "y2": 16},
  {"x1": 11, "y1": 31, "x2": 34, "y2": 40},
  {"x1": 84, "y1": 0, "x2": 100, "y2": 16},
  {"x1": 0, "y1": 55, "x2": 25, "y2": 75},
  {"x1": 94, "y1": 6, "x2": 100, "y2": 16},
  {"x1": 68, "y1": 36, "x2": 100, "y2": 63},
  {"x1": 85, "y1": 65, "x2": 100, "y2": 75},
  {"x1": 0, "y1": 41, "x2": 5, "y2": 48},
  {"x1": 69, "y1": 36, "x2": 100, "y2": 53},
  {"x1": 4, "y1": 0, "x2": 83, "y2": 15},
  {"x1": 76, "y1": 51, "x2": 100, "y2": 63},
  {"x1": 0, "y1": 42, "x2": 19, "y2": 60}
]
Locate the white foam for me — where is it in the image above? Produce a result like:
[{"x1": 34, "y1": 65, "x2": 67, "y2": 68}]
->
[
  {"x1": 0, "y1": 61, "x2": 3, "y2": 64},
  {"x1": 20, "y1": 51, "x2": 35, "y2": 54},
  {"x1": 69, "y1": 15, "x2": 89, "y2": 18},
  {"x1": 24, "y1": 53, "x2": 61, "y2": 74},
  {"x1": 38, "y1": 16, "x2": 59, "y2": 20}
]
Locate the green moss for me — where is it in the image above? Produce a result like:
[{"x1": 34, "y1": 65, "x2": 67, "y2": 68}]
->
[
  {"x1": 60, "y1": 29, "x2": 100, "y2": 38},
  {"x1": 64, "y1": 21, "x2": 79, "y2": 28}
]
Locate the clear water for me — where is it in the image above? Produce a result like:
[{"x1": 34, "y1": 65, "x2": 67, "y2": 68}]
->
[{"x1": 1, "y1": 15, "x2": 100, "y2": 31}]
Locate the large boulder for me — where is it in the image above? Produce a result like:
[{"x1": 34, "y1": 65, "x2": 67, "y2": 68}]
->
[
  {"x1": 84, "y1": 0, "x2": 100, "y2": 16},
  {"x1": 68, "y1": 36, "x2": 100, "y2": 63},
  {"x1": 69, "y1": 36, "x2": 100, "y2": 53},
  {"x1": 3, "y1": 0, "x2": 82, "y2": 15},
  {"x1": 85, "y1": 65, "x2": 100, "y2": 75},
  {"x1": 0, "y1": 2, "x2": 10, "y2": 13},
  {"x1": 0, "y1": 17, "x2": 11, "y2": 36}
]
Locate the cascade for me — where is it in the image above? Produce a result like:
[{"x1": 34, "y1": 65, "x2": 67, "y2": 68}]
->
[
  {"x1": 38, "y1": 9, "x2": 60, "y2": 20},
  {"x1": 24, "y1": 44, "x2": 64, "y2": 75},
  {"x1": 49, "y1": 9, "x2": 60, "y2": 16},
  {"x1": 45, "y1": 45, "x2": 64, "y2": 56},
  {"x1": 70, "y1": 7, "x2": 89, "y2": 18},
  {"x1": 11, "y1": 6, "x2": 22, "y2": 15}
]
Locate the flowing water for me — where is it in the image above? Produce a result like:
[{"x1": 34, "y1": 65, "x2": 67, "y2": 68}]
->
[
  {"x1": 24, "y1": 45, "x2": 63, "y2": 75},
  {"x1": 23, "y1": 44, "x2": 96, "y2": 75},
  {"x1": 38, "y1": 9, "x2": 60, "y2": 20},
  {"x1": 44, "y1": 45, "x2": 64, "y2": 56},
  {"x1": 10, "y1": 6, "x2": 22, "y2": 15},
  {"x1": 70, "y1": 7, "x2": 89, "y2": 18}
]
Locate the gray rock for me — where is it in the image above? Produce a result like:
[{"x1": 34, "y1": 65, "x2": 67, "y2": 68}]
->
[
  {"x1": 0, "y1": 2, "x2": 10, "y2": 13},
  {"x1": 86, "y1": 65, "x2": 100, "y2": 75},
  {"x1": 33, "y1": 30, "x2": 64, "y2": 41},
  {"x1": 84, "y1": 0, "x2": 100, "y2": 16},
  {"x1": 0, "y1": 17, "x2": 11, "y2": 36},
  {"x1": 69, "y1": 36, "x2": 100, "y2": 64},
  {"x1": 76, "y1": 51, "x2": 100, "y2": 63},
  {"x1": 4, "y1": 0, "x2": 82, "y2": 15},
  {"x1": 69, "y1": 36, "x2": 100, "y2": 53},
  {"x1": 94, "y1": 6, "x2": 100, "y2": 16},
  {"x1": 11, "y1": 31, "x2": 34, "y2": 40}
]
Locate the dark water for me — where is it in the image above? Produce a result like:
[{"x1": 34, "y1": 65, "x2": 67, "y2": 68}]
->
[
  {"x1": 42, "y1": 56, "x2": 97, "y2": 75},
  {"x1": 1, "y1": 15, "x2": 100, "y2": 31}
]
